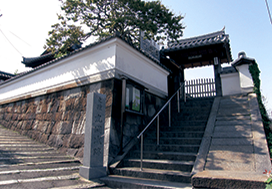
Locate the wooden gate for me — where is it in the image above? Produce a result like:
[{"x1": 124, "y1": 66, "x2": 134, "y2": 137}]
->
[{"x1": 185, "y1": 78, "x2": 216, "y2": 98}]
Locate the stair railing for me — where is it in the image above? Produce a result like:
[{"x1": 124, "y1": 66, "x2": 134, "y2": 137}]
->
[{"x1": 137, "y1": 82, "x2": 185, "y2": 170}]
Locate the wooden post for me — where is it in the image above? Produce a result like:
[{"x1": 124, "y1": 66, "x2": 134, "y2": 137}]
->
[
  {"x1": 120, "y1": 76, "x2": 127, "y2": 152},
  {"x1": 213, "y1": 57, "x2": 222, "y2": 97}
]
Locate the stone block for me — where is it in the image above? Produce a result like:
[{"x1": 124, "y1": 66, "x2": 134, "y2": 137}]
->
[
  {"x1": 5, "y1": 113, "x2": 12, "y2": 120},
  {"x1": 69, "y1": 134, "x2": 84, "y2": 148},
  {"x1": 50, "y1": 99, "x2": 60, "y2": 113},
  {"x1": 62, "y1": 134, "x2": 71, "y2": 147},
  {"x1": 58, "y1": 147, "x2": 68, "y2": 154},
  {"x1": 47, "y1": 134, "x2": 64, "y2": 148},
  {"x1": 71, "y1": 111, "x2": 86, "y2": 135},
  {"x1": 54, "y1": 112, "x2": 64, "y2": 121},
  {"x1": 21, "y1": 120, "x2": 33, "y2": 130},
  {"x1": 40, "y1": 133, "x2": 50, "y2": 143},
  {"x1": 58, "y1": 100, "x2": 66, "y2": 112},
  {"x1": 52, "y1": 121, "x2": 72, "y2": 135},
  {"x1": 38, "y1": 121, "x2": 50, "y2": 133},
  {"x1": 67, "y1": 148, "x2": 78, "y2": 157},
  {"x1": 35, "y1": 113, "x2": 43, "y2": 121},
  {"x1": 45, "y1": 121, "x2": 55, "y2": 134},
  {"x1": 25, "y1": 112, "x2": 35, "y2": 120},
  {"x1": 11, "y1": 114, "x2": 18, "y2": 121},
  {"x1": 63, "y1": 110, "x2": 73, "y2": 121},
  {"x1": 17, "y1": 121, "x2": 23, "y2": 129},
  {"x1": 76, "y1": 147, "x2": 84, "y2": 158}
]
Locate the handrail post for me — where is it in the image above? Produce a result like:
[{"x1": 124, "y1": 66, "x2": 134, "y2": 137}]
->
[
  {"x1": 184, "y1": 83, "x2": 186, "y2": 103},
  {"x1": 140, "y1": 135, "x2": 143, "y2": 171},
  {"x1": 168, "y1": 102, "x2": 171, "y2": 127},
  {"x1": 177, "y1": 89, "x2": 180, "y2": 113},
  {"x1": 157, "y1": 115, "x2": 159, "y2": 145}
]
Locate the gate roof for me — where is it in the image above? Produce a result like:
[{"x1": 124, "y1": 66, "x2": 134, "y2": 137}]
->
[{"x1": 161, "y1": 30, "x2": 232, "y2": 69}]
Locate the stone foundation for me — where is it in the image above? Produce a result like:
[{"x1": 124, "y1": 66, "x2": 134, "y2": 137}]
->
[
  {"x1": 0, "y1": 78, "x2": 166, "y2": 167},
  {"x1": 0, "y1": 80, "x2": 111, "y2": 163}
]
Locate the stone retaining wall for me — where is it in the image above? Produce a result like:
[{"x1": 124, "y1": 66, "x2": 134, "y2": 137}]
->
[
  {"x1": 0, "y1": 78, "x2": 166, "y2": 166},
  {"x1": 0, "y1": 80, "x2": 111, "y2": 162}
]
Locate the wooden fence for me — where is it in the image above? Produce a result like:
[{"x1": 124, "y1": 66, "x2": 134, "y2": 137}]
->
[{"x1": 185, "y1": 78, "x2": 216, "y2": 98}]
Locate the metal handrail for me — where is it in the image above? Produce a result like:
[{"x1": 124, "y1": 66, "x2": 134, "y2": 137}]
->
[{"x1": 137, "y1": 82, "x2": 185, "y2": 170}]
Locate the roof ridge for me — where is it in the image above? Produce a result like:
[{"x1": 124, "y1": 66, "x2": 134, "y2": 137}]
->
[{"x1": 167, "y1": 30, "x2": 227, "y2": 48}]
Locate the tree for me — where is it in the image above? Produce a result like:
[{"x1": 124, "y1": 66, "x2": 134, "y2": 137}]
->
[{"x1": 44, "y1": 0, "x2": 185, "y2": 56}]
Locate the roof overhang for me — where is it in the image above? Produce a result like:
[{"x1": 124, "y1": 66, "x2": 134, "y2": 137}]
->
[{"x1": 161, "y1": 30, "x2": 232, "y2": 69}]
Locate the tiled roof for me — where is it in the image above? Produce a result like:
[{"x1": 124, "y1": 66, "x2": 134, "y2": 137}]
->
[
  {"x1": 1, "y1": 33, "x2": 170, "y2": 86},
  {"x1": 166, "y1": 30, "x2": 230, "y2": 51},
  {"x1": 231, "y1": 53, "x2": 256, "y2": 67},
  {"x1": 0, "y1": 71, "x2": 14, "y2": 80},
  {"x1": 221, "y1": 66, "x2": 237, "y2": 74},
  {"x1": 22, "y1": 53, "x2": 55, "y2": 68}
]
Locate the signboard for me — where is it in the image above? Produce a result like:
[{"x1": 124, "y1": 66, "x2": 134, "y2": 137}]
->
[{"x1": 132, "y1": 88, "x2": 141, "y2": 111}]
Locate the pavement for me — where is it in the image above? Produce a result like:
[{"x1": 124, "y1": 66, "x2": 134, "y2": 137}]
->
[{"x1": 0, "y1": 125, "x2": 110, "y2": 189}]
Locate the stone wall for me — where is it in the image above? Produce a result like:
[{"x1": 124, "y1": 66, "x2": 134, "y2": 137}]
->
[
  {"x1": 0, "y1": 78, "x2": 167, "y2": 166},
  {"x1": 0, "y1": 80, "x2": 113, "y2": 162}
]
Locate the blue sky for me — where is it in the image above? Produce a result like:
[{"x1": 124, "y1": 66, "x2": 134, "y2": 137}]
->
[
  {"x1": 0, "y1": 0, "x2": 271, "y2": 116},
  {"x1": 161, "y1": 0, "x2": 272, "y2": 116}
]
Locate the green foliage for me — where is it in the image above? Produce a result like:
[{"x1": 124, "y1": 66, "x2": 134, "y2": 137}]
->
[
  {"x1": 264, "y1": 169, "x2": 272, "y2": 189},
  {"x1": 44, "y1": 0, "x2": 185, "y2": 56},
  {"x1": 44, "y1": 20, "x2": 85, "y2": 57},
  {"x1": 249, "y1": 63, "x2": 272, "y2": 156}
]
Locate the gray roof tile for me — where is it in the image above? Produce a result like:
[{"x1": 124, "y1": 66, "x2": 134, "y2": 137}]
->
[{"x1": 166, "y1": 30, "x2": 230, "y2": 50}]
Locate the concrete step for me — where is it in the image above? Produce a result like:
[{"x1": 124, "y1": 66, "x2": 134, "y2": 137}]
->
[
  {"x1": 160, "y1": 131, "x2": 204, "y2": 138},
  {"x1": 172, "y1": 116, "x2": 210, "y2": 122},
  {"x1": 145, "y1": 137, "x2": 202, "y2": 145},
  {"x1": 0, "y1": 162, "x2": 82, "y2": 172},
  {"x1": 0, "y1": 146, "x2": 55, "y2": 152},
  {"x1": 217, "y1": 108, "x2": 250, "y2": 116},
  {"x1": 101, "y1": 175, "x2": 192, "y2": 189},
  {"x1": 122, "y1": 159, "x2": 194, "y2": 172},
  {"x1": 143, "y1": 144, "x2": 200, "y2": 153},
  {"x1": 0, "y1": 159, "x2": 81, "y2": 169},
  {"x1": 215, "y1": 120, "x2": 251, "y2": 126},
  {"x1": 0, "y1": 168, "x2": 80, "y2": 181},
  {"x1": 170, "y1": 120, "x2": 207, "y2": 126},
  {"x1": 130, "y1": 151, "x2": 197, "y2": 161},
  {"x1": 0, "y1": 156, "x2": 74, "y2": 165},
  {"x1": 111, "y1": 167, "x2": 191, "y2": 183},
  {"x1": 216, "y1": 115, "x2": 251, "y2": 121},
  {"x1": 0, "y1": 125, "x2": 105, "y2": 189},
  {"x1": 0, "y1": 173, "x2": 105, "y2": 189},
  {"x1": 0, "y1": 151, "x2": 65, "y2": 157},
  {"x1": 162, "y1": 126, "x2": 206, "y2": 132}
]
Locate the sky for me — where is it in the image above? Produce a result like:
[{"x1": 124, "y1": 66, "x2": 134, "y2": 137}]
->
[{"x1": 0, "y1": 0, "x2": 271, "y2": 117}]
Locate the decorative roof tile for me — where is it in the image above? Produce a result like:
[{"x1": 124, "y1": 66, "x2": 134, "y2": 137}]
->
[
  {"x1": 166, "y1": 30, "x2": 230, "y2": 51},
  {"x1": 0, "y1": 71, "x2": 15, "y2": 81}
]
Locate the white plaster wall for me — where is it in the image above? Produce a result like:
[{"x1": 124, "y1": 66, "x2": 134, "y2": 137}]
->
[
  {"x1": 0, "y1": 40, "x2": 117, "y2": 102},
  {"x1": 0, "y1": 38, "x2": 169, "y2": 103},
  {"x1": 221, "y1": 72, "x2": 241, "y2": 96},
  {"x1": 236, "y1": 64, "x2": 254, "y2": 93},
  {"x1": 115, "y1": 39, "x2": 169, "y2": 96}
]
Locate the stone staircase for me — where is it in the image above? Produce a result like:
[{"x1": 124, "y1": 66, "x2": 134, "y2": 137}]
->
[
  {"x1": 101, "y1": 97, "x2": 214, "y2": 188},
  {"x1": 0, "y1": 125, "x2": 108, "y2": 189}
]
